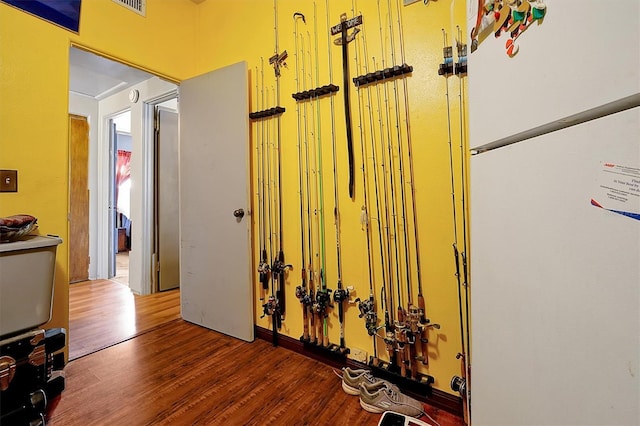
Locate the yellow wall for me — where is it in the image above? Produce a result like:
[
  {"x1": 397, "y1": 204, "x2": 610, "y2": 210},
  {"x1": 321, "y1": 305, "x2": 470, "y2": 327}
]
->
[
  {"x1": 197, "y1": 0, "x2": 468, "y2": 395},
  {"x1": 0, "y1": 0, "x2": 468, "y2": 396},
  {"x1": 0, "y1": 0, "x2": 199, "y2": 346}
]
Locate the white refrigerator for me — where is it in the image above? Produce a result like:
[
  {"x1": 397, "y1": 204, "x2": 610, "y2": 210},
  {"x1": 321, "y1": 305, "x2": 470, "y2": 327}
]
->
[{"x1": 467, "y1": 1, "x2": 639, "y2": 425}]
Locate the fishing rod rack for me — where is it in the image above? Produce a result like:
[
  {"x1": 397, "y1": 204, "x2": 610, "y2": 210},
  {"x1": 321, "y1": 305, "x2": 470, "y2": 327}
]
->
[
  {"x1": 352, "y1": 63, "x2": 413, "y2": 87},
  {"x1": 249, "y1": 106, "x2": 286, "y2": 120},
  {"x1": 438, "y1": 42, "x2": 467, "y2": 77},
  {"x1": 369, "y1": 356, "x2": 434, "y2": 396},
  {"x1": 291, "y1": 83, "x2": 339, "y2": 101},
  {"x1": 301, "y1": 335, "x2": 350, "y2": 359}
]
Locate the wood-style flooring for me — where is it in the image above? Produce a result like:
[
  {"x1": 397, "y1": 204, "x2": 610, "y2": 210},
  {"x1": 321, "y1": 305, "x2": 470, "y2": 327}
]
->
[
  {"x1": 68, "y1": 279, "x2": 180, "y2": 360},
  {"x1": 58, "y1": 279, "x2": 463, "y2": 425}
]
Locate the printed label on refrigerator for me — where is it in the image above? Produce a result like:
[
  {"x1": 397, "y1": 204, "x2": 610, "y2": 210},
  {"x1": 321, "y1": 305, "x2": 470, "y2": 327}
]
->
[{"x1": 591, "y1": 162, "x2": 640, "y2": 221}]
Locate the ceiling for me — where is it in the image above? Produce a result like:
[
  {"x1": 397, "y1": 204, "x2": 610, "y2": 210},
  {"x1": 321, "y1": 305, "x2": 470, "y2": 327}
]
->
[
  {"x1": 69, "y1": 47, "x2": 155, "y2": 100},
  {"x1": 70, "y1": 0, "x2": 206, "y2": 99}
]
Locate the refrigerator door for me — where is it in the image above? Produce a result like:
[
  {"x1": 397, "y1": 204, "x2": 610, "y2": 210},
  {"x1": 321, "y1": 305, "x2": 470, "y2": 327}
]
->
[
  {"x1": 468, "y1": 0, "x2": 640, "y2": 148},
  {"x1": 470, "y1": 108, "x2": 639, "y2": 425}
]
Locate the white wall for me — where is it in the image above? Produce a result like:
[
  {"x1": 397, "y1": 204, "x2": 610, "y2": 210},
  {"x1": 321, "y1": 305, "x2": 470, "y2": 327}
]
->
[
  {"x1": 116, "y1": 132, "x2": 132, "y2": 152},
  {"x1": 69, "y1": 92, "x2": 99, "y2": 279},
  {"x1": 97, "y1": 76, "x2": 178, "y2": 295}
]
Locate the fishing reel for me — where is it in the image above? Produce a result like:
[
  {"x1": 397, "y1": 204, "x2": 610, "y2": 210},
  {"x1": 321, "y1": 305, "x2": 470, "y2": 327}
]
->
[
  {"x1": 271, "y1": 259, "x2": 293, "y2": 281},
  {"x1": 450, "y1": 375, "x2": 467, "y2": 398},
  {"x1": 394, "y1": 323, "x2": 408, "y2": 344},
  {"x1": 260, "y1": 295, "x2": 279, "y2": 319},
  {"x1": 313, "y1": 289, "x2": 333, "y2": 315},
  {"x1": 295, "y1": 285, "x2": 313, "y2": 307},
  {"x1": 355, "y1": 298, "x2": 378, "y2": 336},
  {"x1": 332, "y1": 287, "x2": 350, "y2": 304},
  {"x1": 258, "y1": 261, "x2": 270, "y2": 285},
  {"x1": 383, "y1": 329, "x2": 396, "y2": 356}
]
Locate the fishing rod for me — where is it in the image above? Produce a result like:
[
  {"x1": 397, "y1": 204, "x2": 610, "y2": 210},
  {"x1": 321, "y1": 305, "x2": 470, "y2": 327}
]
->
[
  {"x1": 383, "y1": 0, "x2": 413, "y2": 378},
  {"x1": 374, "y1": 0, "x2": 406, "y2": 376},
  {"x1": 259, "y1": 79, "x2": 280, "y2": 346},
  {"x1": 386, "y1": 0, "x2": 412, "y2": 317},
  {"x1": 457, "y1": 26, "x2": 471, "y2": 371},
  {"x1": 362, "y1": 21, "x2": 396, "y2": 368},
  {"x1": 269, "y1": 0, "x2": 292, "y2": 333},
  {"x1": 394, "y1": 0, "x2": 434, "y2": 368},
  {"x1": 375, "y1": 0, "x2": 402, "y2": 331},
  {"x1": 451, "y1": 24, "x2": 472, "y2": 425},
  {"x1": 256, "y1": 64, "x2": 270, "y2": 304},
  {"x1": 326, "y1": 0, "x2": 350, "y2": 354},
  {"x1": 312, "y1": 2, "x2": 332, "y2": 349},
  {"x1": 440, "y1": 28, "x2": 469, "y2": 425},
  {"x1": 301, "y1": 30, "x2": 317, "y2": 346},
  {"x1": 307, "y1": 28, "x2": 326, "y2": 347},
  {"x1": 293, "y1": 11, "x2": 310, "y2": 343},
  {"x1": 351, "y1": 0, "x2": 379, "y2": 358}
]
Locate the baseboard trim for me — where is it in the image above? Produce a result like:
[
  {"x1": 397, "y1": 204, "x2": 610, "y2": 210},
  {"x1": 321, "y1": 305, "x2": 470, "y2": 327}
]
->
[{"x1": 254, "y1": 325, "x2": 463, "y2": 417}]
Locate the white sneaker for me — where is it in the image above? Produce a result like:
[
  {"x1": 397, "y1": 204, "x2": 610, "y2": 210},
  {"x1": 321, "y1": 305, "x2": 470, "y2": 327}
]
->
[
  {"x1": 340, "y1": 367, "x2": 395, "y2": 396},
  {"x1": 358, "y1": 381, "x2": 424, "y2": 417}
]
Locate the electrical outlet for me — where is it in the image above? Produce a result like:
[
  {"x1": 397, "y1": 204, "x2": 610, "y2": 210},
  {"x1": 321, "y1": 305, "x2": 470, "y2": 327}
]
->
[
  {"x1": 351, "y1": 347, "x2": 368, "y2": 363},
  {"x1": 0, "y1": 170, "x2": 18, "y2": 192}
]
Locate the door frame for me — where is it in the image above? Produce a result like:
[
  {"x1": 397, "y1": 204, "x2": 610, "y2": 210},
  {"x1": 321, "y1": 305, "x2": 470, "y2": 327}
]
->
[
  {"x1": 98, "y1": 110, "x2": 130, "y2": 282},
  {"x1": 144, "y1": 92, "x2": 179, "y2": 293},
  {"x1": 95, "y1": 85, "x2": 178, "y2": 295}
]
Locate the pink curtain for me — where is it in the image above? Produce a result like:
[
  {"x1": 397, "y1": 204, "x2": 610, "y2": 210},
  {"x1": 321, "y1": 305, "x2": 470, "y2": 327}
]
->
[{"x1": 116, "y1": 150, "x2": 131, "y2": 186}]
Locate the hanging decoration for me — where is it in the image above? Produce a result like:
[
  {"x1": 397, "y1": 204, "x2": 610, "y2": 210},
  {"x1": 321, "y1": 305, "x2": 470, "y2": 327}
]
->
[{"x1": 470, "y1": 0, "x2": 547, "y2": 57}]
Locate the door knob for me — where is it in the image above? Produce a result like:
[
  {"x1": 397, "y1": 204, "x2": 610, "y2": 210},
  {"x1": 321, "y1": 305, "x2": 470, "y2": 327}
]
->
[{"x1": 233, "y1": 208, "x2": 245, "y2": 219}]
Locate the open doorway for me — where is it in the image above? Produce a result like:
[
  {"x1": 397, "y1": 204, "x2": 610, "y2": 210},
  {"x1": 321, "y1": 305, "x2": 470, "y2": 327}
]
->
[
  {"x1": 68, "y1": 45, "x2": 178, "y2": 294},
  {"x1": 68, "y1": 46, "x2": 181, "y2": 358},
  {"x1": 112, "y1": 111, "x2": 132, "y2": 287},
  {"x1": 153, "y1": 98, "x2": 180, "y2": 292}
]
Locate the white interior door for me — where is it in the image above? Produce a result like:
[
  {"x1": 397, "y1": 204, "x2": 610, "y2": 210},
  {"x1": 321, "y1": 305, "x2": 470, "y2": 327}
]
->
[
  {"x1": 156, "y1": 108, "x2": 180, "y2": 291},
  {"x1": 179, "y1": 61, "x2": 253, "y2": 342},
  {"x1": 108, "y1": 121, "x2": 117, "y2": 279}
]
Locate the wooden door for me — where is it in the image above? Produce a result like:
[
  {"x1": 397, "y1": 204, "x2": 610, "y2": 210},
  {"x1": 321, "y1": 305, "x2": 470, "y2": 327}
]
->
[{"x1": 69, "y1": 114, "x2": 90, "y2": 283}]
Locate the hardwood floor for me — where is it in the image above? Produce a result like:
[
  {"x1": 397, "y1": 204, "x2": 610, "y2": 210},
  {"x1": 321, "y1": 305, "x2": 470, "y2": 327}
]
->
[
  {"x1": 52, "y1": 319, "x2": 461, "y2": 426},
  {"x1": 68, "y1": 279, "x2": 180, "y2": 360},
  {"x1": 61, "y1": 280, "x2": 462, "y2": 425},
  {"x1": 112, "y1": 251, "x2": 130, "y2": 285}
]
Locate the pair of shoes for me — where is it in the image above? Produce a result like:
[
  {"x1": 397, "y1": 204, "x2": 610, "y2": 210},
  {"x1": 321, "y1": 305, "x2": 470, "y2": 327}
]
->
[
  {"x1": 341, "y1": 367, "x2": 395, "y2": 396},
  {"x1": 359, "y1": 381, "x2": 425, "y2": 418}
]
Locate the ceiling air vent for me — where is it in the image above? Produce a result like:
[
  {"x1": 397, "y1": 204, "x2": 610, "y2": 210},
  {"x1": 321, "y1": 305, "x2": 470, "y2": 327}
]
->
[{"x1": 112, "y1": 0, "x2": 146, "y2": 17}]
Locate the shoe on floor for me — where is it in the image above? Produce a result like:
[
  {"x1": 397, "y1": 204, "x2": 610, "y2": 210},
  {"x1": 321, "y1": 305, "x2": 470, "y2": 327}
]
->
[
  {"x1": 358, "y1": 381, "x2": 424, "y2": 417},
  {"x1": 341, "y1": 367, "x2": 394, "y2": 396}
]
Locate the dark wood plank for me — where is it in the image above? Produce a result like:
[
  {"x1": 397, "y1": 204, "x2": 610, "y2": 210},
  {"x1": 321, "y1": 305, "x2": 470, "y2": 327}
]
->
[{"x1": 51, "y1": 320, "x2": 462, "y2": 426}]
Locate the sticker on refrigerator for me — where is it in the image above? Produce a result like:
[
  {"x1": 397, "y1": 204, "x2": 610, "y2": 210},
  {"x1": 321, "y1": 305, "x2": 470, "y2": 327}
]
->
[{"x1": 591, "y1": 162, "x2": 640, "y2": 221}]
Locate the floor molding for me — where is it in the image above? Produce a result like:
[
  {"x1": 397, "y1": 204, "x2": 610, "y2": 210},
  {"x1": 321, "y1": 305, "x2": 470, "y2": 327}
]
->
[{"x1": 255, "y1": 325, "x2": 463, "y2": 417}]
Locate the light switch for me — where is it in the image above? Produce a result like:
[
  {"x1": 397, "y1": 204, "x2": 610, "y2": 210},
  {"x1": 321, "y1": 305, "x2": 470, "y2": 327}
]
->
[{"x1": 0, "y1": 170, "x2": 18, "y2": 192}]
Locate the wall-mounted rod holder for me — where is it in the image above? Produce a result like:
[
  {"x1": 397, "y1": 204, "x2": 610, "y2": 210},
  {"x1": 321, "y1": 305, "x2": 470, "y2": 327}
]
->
[
  {"x1": 292, "y1": 84, "x2": 340, "y2": 101},
  {"x1": 368, "y1": 357, "x2": 434, "y2": 395},
  {"x1": 353, "y1": 63, "x2": 413, "y2": 88},
  {"x1": 249, "y1": 106, "x2": 286, "y2": 120},
  {"x1": 301, "y1": 337, "x2": 350, "y2": 357},
  {"x1": 438, "y1": 46, "x2": 454, "y2": 76},
  {"x1": 455, "y1": 43, "x2": 467, "y2": 76}
]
